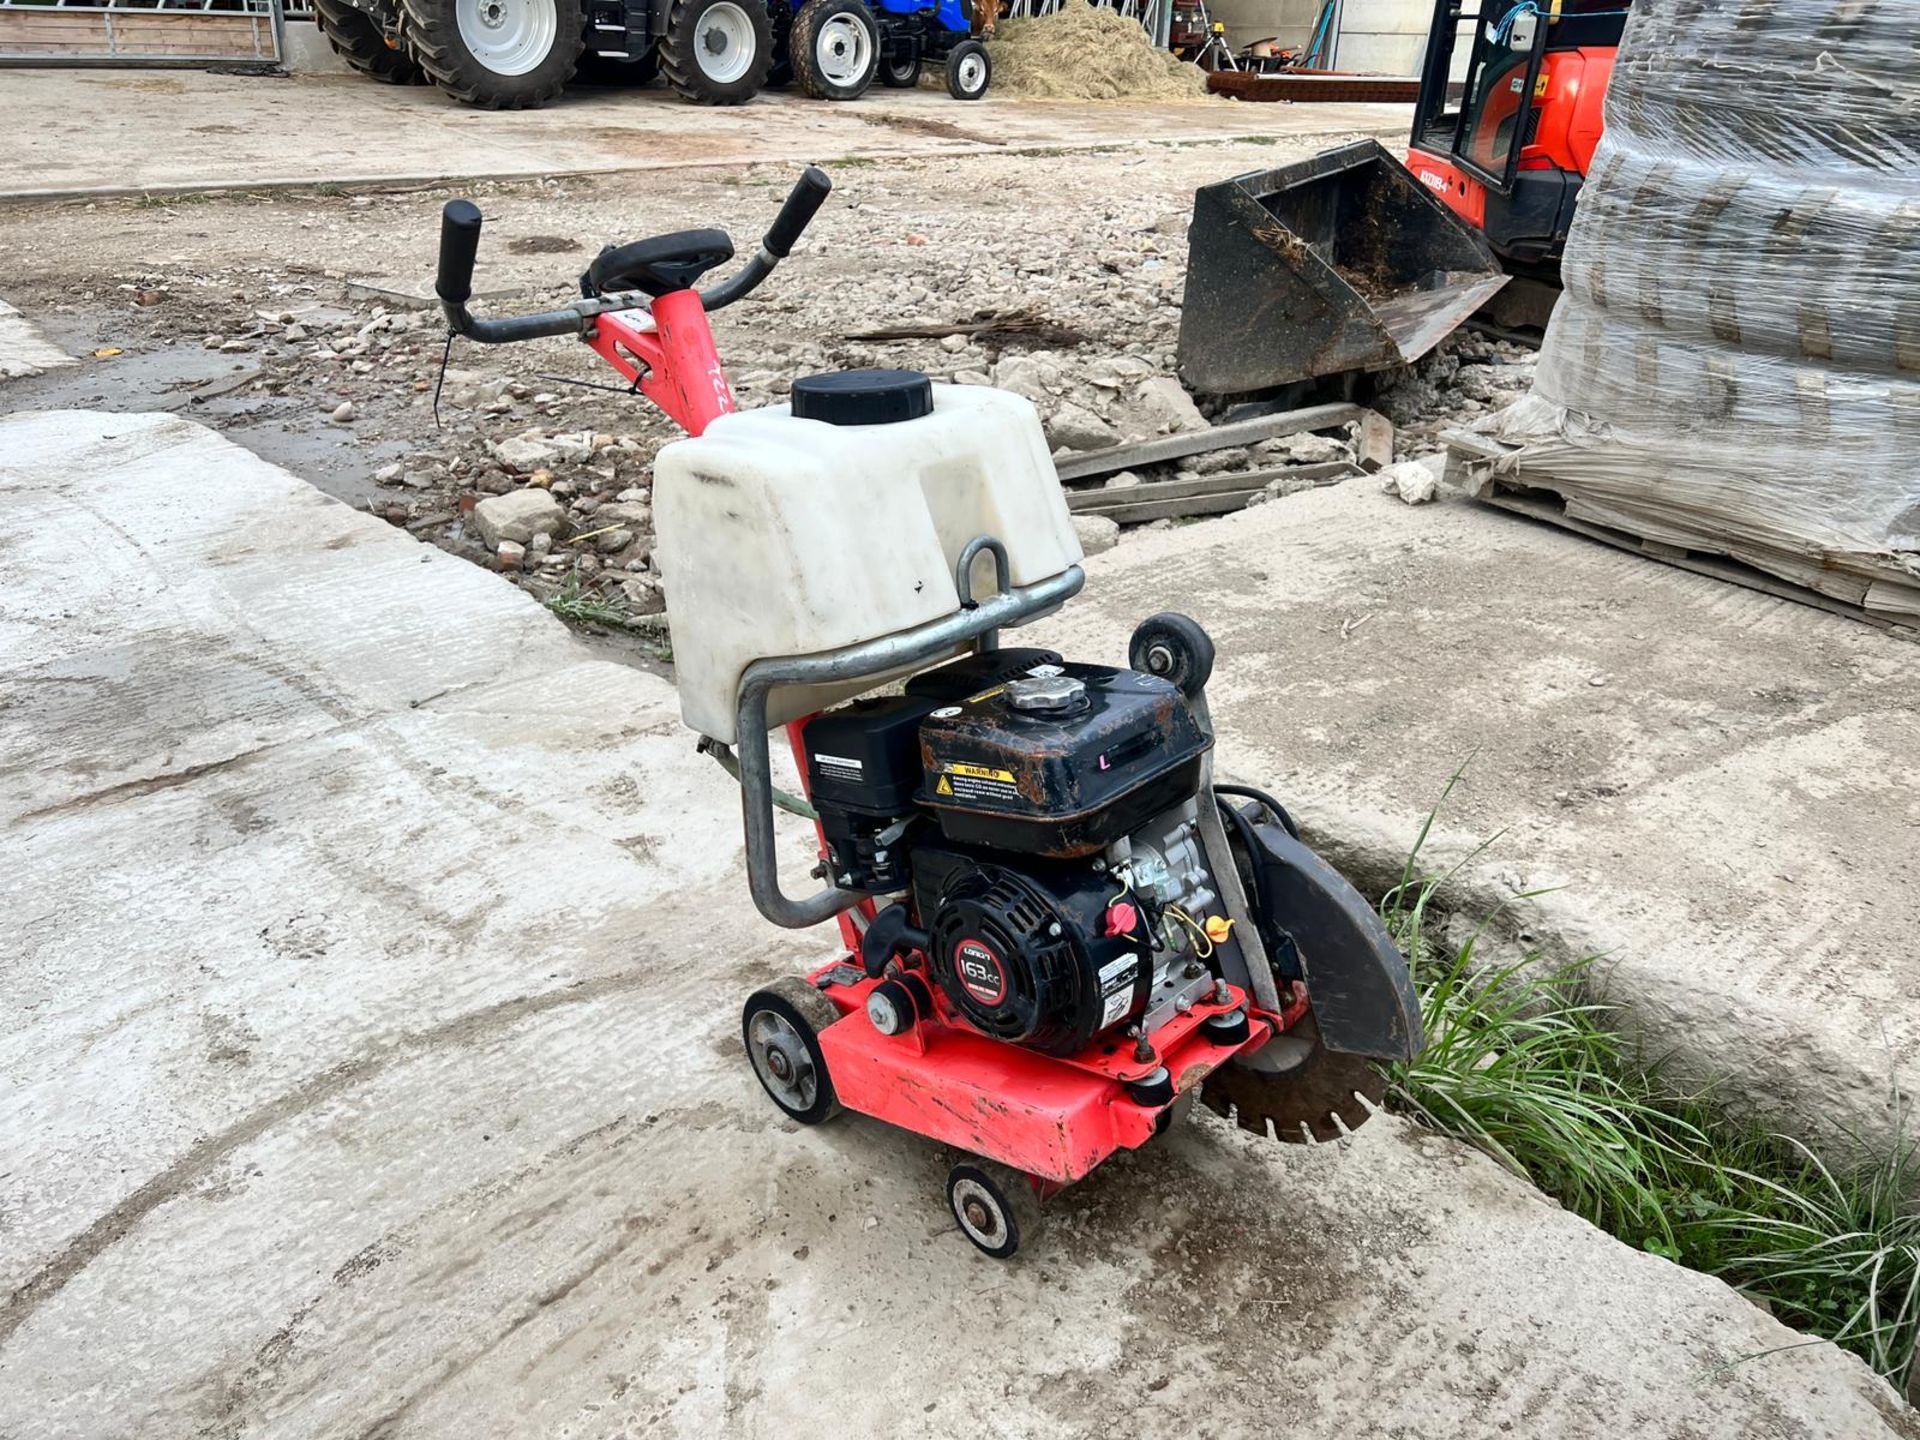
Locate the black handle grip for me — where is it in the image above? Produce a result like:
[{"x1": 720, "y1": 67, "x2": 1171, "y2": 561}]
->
[
  {"x1": 762, "y1": 167, "x2": 832, "y2": 259},
  {"x1": 437, "y1": 199, "x2": 484, "y2": 306}
]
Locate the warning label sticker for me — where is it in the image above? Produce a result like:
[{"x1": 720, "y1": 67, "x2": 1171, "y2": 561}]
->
[
  {"x1": 944, "y1": 762, "x2": 1015, "y2": 782},
  {"x1": 1098, "y1": 954, "x2": 1139, "y2": 1030},
  {"x1": 810, "y1": 752, "x2": 864, "y2": 784},
  {"x1": 932, "y1": 761, "x2": 1020, "y2": 805}
]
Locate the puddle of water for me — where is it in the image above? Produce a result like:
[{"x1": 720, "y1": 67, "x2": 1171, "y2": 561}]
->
[{"x1": 6, "y1": 310, "x2": 412, "y2": 511}]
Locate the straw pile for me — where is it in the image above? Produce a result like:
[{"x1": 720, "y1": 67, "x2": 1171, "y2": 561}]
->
[{"x1": 989, "y1": 0, "x2": 1211, "y2": 101}]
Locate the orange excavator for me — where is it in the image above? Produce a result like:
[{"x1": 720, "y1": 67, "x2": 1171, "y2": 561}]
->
[
  {"x1": 1406, "y1": 0, "x2": 1630, "y2": 274},
  {"x1": 1176, "y1": 0, "x2": 1630, "y2": 394}
]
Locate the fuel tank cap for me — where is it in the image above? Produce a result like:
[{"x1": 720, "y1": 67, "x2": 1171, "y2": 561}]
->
[
  {"x1": 1005, "y1": 674, "x2": 1087, "y2": 716},
  {"x1": 791, "y1": 368, "x2": 934, "y2": 426}
]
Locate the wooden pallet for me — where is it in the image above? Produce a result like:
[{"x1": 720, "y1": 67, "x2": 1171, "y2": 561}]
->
[
  {"x1": 1446, "y1": 431, "x2": 1920, "y2": 638},
  {"x1": 1204, "y1": 71, "x2": 1424, "y2": 104}
]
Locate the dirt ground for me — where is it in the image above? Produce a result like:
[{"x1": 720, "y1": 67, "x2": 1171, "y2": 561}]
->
[
  {"x1": 2, "y1": 408, "x2": 1911, "y2": 1439},
  {"x1": 0, "y1": 134, "x2": 1530, "y2": 661},
  {"x1": 0, "y1": 68, "x2": 1404, "y2": 197},
  {"x1": 6, "y1": 67, "x2": 1916, "y2": 1437}
]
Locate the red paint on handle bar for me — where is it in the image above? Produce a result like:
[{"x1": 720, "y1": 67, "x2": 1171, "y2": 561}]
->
[{"x1": 585, "y1": 289, "x2": 736, "y2": 436}]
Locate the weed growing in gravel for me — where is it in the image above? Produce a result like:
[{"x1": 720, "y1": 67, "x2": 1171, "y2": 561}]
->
[
  {"x1": 544, "y1": 573, "x2": 631, "y2": 630},
  {"x1": 1379, "y1": 774, "x2": 1920, "y2": 1394}
]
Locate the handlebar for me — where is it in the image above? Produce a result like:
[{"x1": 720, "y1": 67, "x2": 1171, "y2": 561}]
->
[
  {"x1": 764, "y1": 165, "x2": 832, "y2": 259},
  {"x1": 436, "y1": 199, "x2": 483, "y2": 307},
  {"x1": 437, "y1": 166, "x2": 833, "y2": 346}
]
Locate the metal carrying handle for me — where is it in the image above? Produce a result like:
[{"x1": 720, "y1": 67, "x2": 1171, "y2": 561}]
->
[
  {"x1": 954, "y1": 535, "x2": 1012, "y2": 652},
  {"x1": 730, "y1": 558, "x2": 1085, "y2": 930}
]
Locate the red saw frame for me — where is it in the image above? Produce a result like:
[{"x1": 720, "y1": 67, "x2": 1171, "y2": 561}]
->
[{"x1": 779, "y1": 728, "x2": 1299, "y2": 1186}]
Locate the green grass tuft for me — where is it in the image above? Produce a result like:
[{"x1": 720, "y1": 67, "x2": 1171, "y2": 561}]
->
[
  {"x1": 544, "y1": 573, "x2": 632, "y2": 630},
  {"x1": 1381, "y1": 772, "x2": 1920, "y2": 1394}
]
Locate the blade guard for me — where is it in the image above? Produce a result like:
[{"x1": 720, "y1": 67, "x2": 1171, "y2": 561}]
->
[{"x1": 1240, "y1": 806, "x2": 1423, "y2": 1062}]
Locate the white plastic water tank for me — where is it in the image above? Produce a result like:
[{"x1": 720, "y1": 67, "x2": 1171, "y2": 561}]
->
[{"x1": 653, "y1": 375, "x2": 1082, "y2": 743}]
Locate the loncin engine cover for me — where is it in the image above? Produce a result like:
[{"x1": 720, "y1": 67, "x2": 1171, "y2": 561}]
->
[{"x1": 928, "y1": 863, "x2": 1149, "y2": 1057}]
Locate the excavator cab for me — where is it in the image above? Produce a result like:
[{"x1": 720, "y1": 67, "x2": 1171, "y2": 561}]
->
[{"x1": 1407, "y1": 0, "x2": 1630, "y2": 268}]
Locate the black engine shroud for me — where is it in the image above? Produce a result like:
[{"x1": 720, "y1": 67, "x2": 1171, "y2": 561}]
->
[
  {"x1": 913, "y1": 853, "x2": 1152, "y2": 1057},
  {"x1": 800, "y1": 648, "x2": 1203, "y2": 1057},
  {"x1": 916, "y1": 660, "x2": 1211, "y2": 859}
]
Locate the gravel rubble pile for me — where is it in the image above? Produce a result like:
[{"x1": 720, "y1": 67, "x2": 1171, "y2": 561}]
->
[{"x1": 9, "y1": 159, "x2": 1533, "y2": 655}]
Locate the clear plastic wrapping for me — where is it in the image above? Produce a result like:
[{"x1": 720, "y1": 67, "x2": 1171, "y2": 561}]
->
[{"x1": 1488, "y1": 0, "x2": 1920, "y2": 620}]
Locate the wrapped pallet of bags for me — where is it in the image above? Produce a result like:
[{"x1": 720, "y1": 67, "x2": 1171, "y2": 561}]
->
[{"x1": 1468, "y1": 0, "x2": 1920, "y2": 629}]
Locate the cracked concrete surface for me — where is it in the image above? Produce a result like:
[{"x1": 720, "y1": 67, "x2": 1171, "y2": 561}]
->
[{"x1": 1, "y1": 409, "x2": 1913, "y2": 1437}]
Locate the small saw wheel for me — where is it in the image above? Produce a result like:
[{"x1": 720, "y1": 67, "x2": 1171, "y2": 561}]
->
[
  {"x1": 1200, "y1": 1016, "x2": 1388, "y2": 1144},
  {"x1": 946, "y1": 1160, "x2": 1043, "y2": 1259},
  {"x1": 742, "y1": 978, "x2": 844, "y2": 1126},
  {"x1": 1128, "y1": 612, "x2": 1215, "y2": 698}
]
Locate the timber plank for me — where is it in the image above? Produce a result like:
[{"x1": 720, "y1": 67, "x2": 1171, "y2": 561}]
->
[
  {"x1": 1066, "y1": 460, "x2": 1357, "y2": 513},
  {"x1": 1080, "y1": 491, "x2": 1264, "y2": 526},
  {"x1": 1052, "y1": 403, "x2": 1360, "y2": 483}
]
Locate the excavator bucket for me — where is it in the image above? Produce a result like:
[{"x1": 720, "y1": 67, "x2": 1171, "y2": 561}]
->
[{"x1": 1177, "y1": 139, "x2": 1509, "y2": 394}]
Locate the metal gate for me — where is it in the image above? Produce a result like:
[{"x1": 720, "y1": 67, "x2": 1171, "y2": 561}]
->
[{"x1": 0, "y1": 0, "x2": 283, "y2": 64}]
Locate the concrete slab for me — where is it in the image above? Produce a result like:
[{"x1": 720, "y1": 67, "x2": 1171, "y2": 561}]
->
[
  {"x1": 1033, "y1": 482, "x2": 1920, "y2": 1157},
  {"x1": 0, "y1": 68, "x2": 1407, "y2": 200},
  {"x1": 0, "y1": 298, "x2": 74, "y2": 380},
  {"x1": 1, "y1": 409, "x2": 1913, "y2": 1437}
]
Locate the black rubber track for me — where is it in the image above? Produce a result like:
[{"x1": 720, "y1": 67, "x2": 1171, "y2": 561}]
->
[{"x1": 399, "y1": 0, "x2": 584, "y2": 109}]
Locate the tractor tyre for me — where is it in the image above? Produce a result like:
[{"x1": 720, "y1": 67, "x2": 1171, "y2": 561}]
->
[
  {"x1": 791, "y1": 0, "x2": 878, "y2": 101},
  {"x1": 766, "y1": 0, "x2": 795, "y2": 88},
  {"x1": 944, "y1": 36, "x2": 989, "y2": 99},
  {"x1": 399, "y1": 0, "x2": 584, "y2": 108},
  {"x1": 659, "y1": 0, "x2": 774, "y2": 105},
  {"x1": 314, "y1": 0, "x2": 426, "y2": 83},
  {"x1": 575, "y1": 44, "x2": 661, "y2": 84},
  {"x1": 878, "y1": 52, "x2": 922, "y2": 88}
]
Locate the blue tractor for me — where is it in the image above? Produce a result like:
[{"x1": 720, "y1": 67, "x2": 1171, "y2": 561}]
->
[{"x1": 784, "y1": 0, "x2": 992, "y2": 101}]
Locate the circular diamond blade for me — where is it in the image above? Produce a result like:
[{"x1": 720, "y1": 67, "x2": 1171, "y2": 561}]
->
[{"x1": 1199, "y1": 1017, "x2": 1388, "y2": 1144}]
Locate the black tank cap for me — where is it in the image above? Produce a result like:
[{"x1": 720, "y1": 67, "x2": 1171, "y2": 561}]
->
[{"x1": 791, "y1": 368, "x2": 934, "y2": 426}]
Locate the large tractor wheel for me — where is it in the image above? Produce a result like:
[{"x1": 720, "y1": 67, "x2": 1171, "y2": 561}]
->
[
  {"x1": 314, "y1": 0, "x2": 426, "y2": 83},
  {"x1": 792, "y1": 0, "x2": 878, "y2": 101},
  {"x1": 400, "y1": 0, "x2": 584, "y2": 108},
  {"x1": 659, "y1": 0, "x2": 773, "y2": 103}
]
